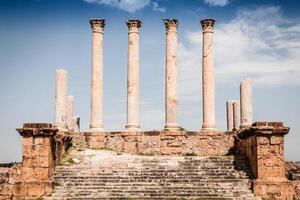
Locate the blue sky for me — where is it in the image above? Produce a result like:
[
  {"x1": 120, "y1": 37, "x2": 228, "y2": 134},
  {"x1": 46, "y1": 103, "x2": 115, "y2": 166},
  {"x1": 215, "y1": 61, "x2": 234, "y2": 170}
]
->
[{"x1": 0, "y1": 0, "x2": 299, "y2": 162}]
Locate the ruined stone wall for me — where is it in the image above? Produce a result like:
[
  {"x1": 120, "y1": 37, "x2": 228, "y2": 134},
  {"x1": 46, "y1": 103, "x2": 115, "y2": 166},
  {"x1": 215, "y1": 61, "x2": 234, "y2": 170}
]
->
[
  {"x1": 0, "y1": 123, "x2": 72, "y2": 199},
  {"x1": 83, "y1": 130, "x2": 235, "y2": 156},
  {"x1": 237, "y1": 122, "x2": 298, "y2": 200}
]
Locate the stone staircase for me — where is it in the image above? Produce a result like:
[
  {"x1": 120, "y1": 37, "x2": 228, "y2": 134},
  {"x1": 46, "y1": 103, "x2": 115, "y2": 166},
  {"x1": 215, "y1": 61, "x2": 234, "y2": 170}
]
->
[{"x1": 45, "y1": 149, "x2": 261, "y2": 199}]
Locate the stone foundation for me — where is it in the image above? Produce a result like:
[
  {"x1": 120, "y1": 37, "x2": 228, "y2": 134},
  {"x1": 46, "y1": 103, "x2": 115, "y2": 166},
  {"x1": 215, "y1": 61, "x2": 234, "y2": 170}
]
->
[
  {"x1": 83, "y1": 130, "x2": 235, "y2": 156},
  {"x1": 1, "y1": 122, "x2": 300, "y2": 199}
]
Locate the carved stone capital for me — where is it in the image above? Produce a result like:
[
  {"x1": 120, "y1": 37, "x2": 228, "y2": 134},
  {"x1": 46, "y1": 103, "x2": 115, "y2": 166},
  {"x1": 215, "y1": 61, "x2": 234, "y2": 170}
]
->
[
  {"x1": 200, "y1": 19, "x2": 216, "y2": 33},
  {"x1": 126, "y1": 19, "x2": 142, "y2": 33},
  {"x1": 163, "y1": 18, "x2": 178, "y2": 33},
  {"x1": 90, "y1": 18, "x2": 105, "y2": 33}
]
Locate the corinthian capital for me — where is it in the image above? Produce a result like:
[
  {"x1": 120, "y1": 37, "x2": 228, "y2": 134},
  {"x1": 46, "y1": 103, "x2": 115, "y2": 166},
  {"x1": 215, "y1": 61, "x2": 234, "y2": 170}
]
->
[
  {"x1": 126, "y1": 19, "x2": 142, "y2": 33},
  {"x1": 163, "y1": 19, "x2": 178, "y2": 33},
  {"x1": 90, "y1": 18, "x2": 105, "y2": 33},
  {"x1": 200, "y1": 19, "x2": 216, "y2": 33}
]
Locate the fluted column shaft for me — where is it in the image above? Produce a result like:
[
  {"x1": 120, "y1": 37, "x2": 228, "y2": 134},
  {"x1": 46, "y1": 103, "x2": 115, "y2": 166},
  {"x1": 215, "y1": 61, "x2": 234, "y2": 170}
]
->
[
  {"x1": 55, "y1": 69, "x2": 68, "y2": 129},
  {"x1": 233, "y1": 100, "x2": 240, "y2": 130},
  {"x1": 126, "y1": 20, "x2": 142, "y2": 130},
  {"x1": 201, "y1": 19, "x2": 216, "y2": 130},
  {"x1": 240, "y1": 79, "x2": 253, "y2": 128},
  {"x1": 66, "y1": 95, "x2": 74, "y2": 131},
  {"x1": 90, "y1": 19, "x2": 105, "y2": 131},
  {"x1": 163, "y1": 19, "x2": 179, "y2": 130},
  {"x1": 226, "y1": 100, "x2": 233, "y2": 131}
]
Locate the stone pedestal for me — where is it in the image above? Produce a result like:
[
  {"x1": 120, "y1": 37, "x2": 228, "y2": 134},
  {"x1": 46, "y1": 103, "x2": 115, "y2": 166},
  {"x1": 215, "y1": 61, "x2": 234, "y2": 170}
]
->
[
  {"x1": 55, "y1": 69, "x2": 67, "y2": 129},
  {"x1": 240, "y1": 78, "x2": 252, "y2": 128},
  {"x1": 226, "y1": 100, "x2": 234, "y2": 131},
  {"x1": 233, "y1": 100, "x2": 240, "y2": 130},
  {"x1": 201, "y1": 19, "x2": 216, "y2": 130},
  {"x1": 15, "y1": 123, "x2": 58, "y2": 198},
  {"x1": 122, "y1": 131, "x2": 140, "y2": 154},
  {"x1": 125, "y1": 20, "x2": 142, "y2": 131},
  {"x1": 238, "y1": 122, "x2": 293, "y2": 199},
  {"x1": 163, "y1": 19, "x2": 179, "y2": 131},
  {"x1": 89, "y1": 18, "x2": 105, "y2": 132},
  {"x1": 85, "y1": 132, "x2": 105, "y2": 149}
]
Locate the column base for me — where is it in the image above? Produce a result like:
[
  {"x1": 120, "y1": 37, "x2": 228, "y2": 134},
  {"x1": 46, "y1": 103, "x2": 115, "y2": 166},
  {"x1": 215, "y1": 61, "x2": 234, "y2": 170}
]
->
[
  {"x1": 240, "y1": 124, "x2": 251, "y2": 129},
  {"x1": 202, "y1": 123, "x2": 216, "y2": 131},
  {"x1": 89, "y1": 124, "x2": 104, "y2": 132},
  {"x1": 125, "y1": 124, "x2": 140, "y2": 131},
  {"x1": 164, "y1": 123, "x2": 180, "y2": 131}
]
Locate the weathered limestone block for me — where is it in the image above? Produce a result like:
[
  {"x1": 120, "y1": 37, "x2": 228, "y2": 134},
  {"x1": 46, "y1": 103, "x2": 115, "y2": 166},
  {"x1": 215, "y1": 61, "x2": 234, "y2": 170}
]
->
[
  {"x1": 84, "y1": 131, "x2": 105, "y2": 149},
  {"x1": 105, "y1": 132, "x2": 123, "y2": 152},
  {"x1": 122, "y1": 131, "x2": 140, "y2": 153},
  {"x1": 138, "y1": 132, "x2": 160, "y2": 155}
]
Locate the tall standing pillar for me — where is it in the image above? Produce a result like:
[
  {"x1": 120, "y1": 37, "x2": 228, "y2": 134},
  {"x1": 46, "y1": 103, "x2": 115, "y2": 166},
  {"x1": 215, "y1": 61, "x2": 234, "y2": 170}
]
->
[
  {"x1": 163, "y1": 19, "x2": 179, "y2": 131},
  {"x1": 226, "y1": 100, "x2": 233, "y2": 131},
  {"x1": 201, "y1": 19, "x2": 216, "y2": 130},
  {"x1": 66, "y1": 95, "x2": 74, "y2": 131},
  {"x1": 125, "y1": 19, "x2": 142, "y2": 131},
  {"x1": 89, "y1": 18, "x2": 105, "y2": 132},
  {"x1": 240, "y1": 78, "x2": 253, "y2": 128},
  {"x1": 55, "y1": 69, "x2": 68, "y2": 129},
  {"x1": 233, "y1": 100, "x2": 240, "y2": 130}
]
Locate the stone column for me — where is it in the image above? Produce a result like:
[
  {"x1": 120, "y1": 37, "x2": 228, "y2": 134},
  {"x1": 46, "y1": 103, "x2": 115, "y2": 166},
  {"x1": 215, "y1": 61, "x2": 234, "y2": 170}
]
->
[
  {"x1": 66, "y1": 95, "x2": 74, "y2": 131},
  {"x1": 233, "y1": 100, "x2": 240, "y2": 130},
  {"x1": 125, "y1": 19, "x2": 142, "y2": 131},
  {"x1": 226, "y1": 100, "x2": 233, "y2": 131},
  {"x1": 73, "y1": 116, "x2": 80, "y2": 132},
  {"x1": 240, "y1": 78, "x2": 253, "y2": 128},
  {"x1": 163, "y1": 19, "x2": 179, "y2": 131},
  {"x1": 55, "y1": 69, "x2": 68, "y2": 130},
  {"x1": 89, "y1": 18, "x2": 105, "y2": 132},
  {"x1": 201, "y1": 19, "x2": 216, "y2": 130}
]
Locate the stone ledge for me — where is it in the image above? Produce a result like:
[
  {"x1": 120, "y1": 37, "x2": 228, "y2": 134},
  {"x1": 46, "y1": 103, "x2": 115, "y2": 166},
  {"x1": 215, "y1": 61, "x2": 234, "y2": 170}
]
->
[
  {"x1": 238, "y1": 121, "x2": 289, "y2": 139},
  {"x1": 16, "y1": 123, "x2": 58, "y2": 137}
]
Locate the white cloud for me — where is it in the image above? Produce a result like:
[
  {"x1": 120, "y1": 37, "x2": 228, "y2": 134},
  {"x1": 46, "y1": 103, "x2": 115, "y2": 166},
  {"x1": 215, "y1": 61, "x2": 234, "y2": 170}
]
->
[
  {"x1": 151, "y1": 1, "x2": 166, "y2": 13},
  {"x1": 178, "y1": 6, "x2": 300, "y2": 88},
  {"x1": 204, "y1": 0, "x2": 229, "y2": 6},
  {"x1": 82, "y1": 0, "x2": 165, "y2": 13}
]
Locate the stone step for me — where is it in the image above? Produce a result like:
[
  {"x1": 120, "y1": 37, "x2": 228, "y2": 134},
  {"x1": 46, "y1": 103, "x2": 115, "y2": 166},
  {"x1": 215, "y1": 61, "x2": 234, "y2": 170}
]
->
[{"x1": 45, "y1": 149, "x2": 259, "y2": 199}]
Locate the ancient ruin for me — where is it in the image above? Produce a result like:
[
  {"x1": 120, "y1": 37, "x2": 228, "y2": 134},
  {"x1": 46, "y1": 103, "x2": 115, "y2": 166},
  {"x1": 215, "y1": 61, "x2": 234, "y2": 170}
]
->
[{"x1": 0, "y1": 18, "x2": 299, "y2": 200}]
